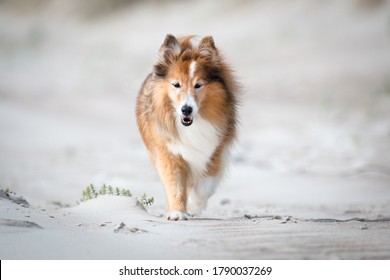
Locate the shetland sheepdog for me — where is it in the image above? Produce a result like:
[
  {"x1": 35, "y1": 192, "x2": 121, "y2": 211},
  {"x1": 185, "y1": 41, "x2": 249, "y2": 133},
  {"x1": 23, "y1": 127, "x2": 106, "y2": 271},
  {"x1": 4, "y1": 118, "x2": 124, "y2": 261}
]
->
[{"x1": 136, "y1": 34, "x2": 239, "y2": 220}]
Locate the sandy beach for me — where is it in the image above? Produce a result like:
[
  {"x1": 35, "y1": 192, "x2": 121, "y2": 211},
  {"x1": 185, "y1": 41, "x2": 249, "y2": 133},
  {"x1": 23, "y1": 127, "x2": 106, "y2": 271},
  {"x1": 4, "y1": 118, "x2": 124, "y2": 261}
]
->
[{"x1": 1, "y1": 0, "x2": 390, "y2": 259}]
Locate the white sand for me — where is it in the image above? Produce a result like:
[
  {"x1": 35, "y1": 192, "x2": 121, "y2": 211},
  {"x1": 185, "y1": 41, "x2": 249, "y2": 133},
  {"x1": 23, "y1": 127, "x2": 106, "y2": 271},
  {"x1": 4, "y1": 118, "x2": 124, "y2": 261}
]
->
[{"x1": 1, "y1": 0, "x2": 390, "y2": 259}]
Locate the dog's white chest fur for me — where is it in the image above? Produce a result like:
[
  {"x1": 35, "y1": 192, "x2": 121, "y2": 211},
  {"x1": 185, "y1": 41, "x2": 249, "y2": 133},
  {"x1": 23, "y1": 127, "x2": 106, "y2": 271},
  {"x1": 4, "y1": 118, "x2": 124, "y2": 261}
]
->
[{"x1": 168, "y1": 117, "x2": 221, "y2": 174}]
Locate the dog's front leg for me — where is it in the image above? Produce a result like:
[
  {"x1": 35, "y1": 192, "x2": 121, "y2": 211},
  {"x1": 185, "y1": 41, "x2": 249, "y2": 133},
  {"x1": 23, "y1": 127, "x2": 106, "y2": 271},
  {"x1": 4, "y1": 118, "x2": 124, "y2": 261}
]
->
[{"x1": 156, "y1": 151, "x2": 189, "y2": 221}]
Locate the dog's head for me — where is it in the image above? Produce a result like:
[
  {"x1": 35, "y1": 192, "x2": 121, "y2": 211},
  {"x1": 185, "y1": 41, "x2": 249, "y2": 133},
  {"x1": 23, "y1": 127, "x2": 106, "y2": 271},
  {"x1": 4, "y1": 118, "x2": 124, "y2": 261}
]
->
[{"x1": 153, "y1": 34, "x2": 224, "y2": 127}]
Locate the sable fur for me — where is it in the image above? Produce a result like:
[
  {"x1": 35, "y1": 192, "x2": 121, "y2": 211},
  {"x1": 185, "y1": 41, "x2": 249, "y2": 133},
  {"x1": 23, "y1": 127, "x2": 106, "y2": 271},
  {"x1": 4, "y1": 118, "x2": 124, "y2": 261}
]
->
[{"x1": 136, "y1": 34, "x2": 239, "y2": 220}]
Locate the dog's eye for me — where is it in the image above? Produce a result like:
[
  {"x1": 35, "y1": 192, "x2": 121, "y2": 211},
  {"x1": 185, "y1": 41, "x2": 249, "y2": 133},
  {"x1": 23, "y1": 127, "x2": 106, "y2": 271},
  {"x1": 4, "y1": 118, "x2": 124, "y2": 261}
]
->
[
  {"x1": 194, "y1": 83, "x2": 203, "y2": 89},
  {"x1": 172, "y1": 82, "x2": 181, "y2": 88}
]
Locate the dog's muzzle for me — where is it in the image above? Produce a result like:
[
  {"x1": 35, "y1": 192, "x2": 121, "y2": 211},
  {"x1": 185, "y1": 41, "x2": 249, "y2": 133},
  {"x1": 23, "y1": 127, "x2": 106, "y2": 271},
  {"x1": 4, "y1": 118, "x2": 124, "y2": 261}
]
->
[{"x1": 180, "y1": 104, "x2": 193, "y2": 126}]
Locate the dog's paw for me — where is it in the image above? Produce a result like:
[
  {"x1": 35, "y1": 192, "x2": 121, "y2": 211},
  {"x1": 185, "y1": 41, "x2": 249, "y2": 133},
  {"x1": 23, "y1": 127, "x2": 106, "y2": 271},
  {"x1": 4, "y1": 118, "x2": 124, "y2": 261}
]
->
[{"x1": 165, "y1": 211, "x2": 189, "y2": 221}]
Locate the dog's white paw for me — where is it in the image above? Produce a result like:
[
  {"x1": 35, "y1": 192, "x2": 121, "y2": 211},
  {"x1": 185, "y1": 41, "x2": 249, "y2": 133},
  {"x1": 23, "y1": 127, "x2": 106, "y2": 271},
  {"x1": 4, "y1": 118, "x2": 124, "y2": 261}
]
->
[{"x1": 165, "y1": 211, "x2": 189, "y2": 221}]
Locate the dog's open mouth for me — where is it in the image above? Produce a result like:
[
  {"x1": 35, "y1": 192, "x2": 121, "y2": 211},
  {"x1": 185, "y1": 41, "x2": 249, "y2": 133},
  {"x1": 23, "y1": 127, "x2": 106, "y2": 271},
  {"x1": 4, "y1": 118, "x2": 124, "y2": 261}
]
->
[{"x1": 181, "y1": 116, "x2": 193, "y2": 126}]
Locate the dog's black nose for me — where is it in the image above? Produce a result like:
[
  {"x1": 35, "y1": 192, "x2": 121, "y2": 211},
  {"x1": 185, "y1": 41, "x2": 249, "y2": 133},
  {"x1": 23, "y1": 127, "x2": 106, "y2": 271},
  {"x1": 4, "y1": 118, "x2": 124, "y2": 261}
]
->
[{"x1": 181, "y1": 105, "x2": 193, "y2": 116}]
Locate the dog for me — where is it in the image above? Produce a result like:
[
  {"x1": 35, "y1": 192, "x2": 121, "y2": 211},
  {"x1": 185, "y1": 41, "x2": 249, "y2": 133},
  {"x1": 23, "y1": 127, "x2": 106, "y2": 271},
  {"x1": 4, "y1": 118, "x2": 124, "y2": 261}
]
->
[{"x1": 136, "y1": 34, "x2": 239, "y2": 220}]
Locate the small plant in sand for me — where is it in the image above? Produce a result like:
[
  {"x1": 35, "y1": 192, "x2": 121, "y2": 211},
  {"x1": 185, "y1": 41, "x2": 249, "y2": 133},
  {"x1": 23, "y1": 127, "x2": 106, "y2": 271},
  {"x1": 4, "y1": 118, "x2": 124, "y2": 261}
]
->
[
  {"x1": 4, "y1": 188, "x2": 16, "y2": 196},
  {"x1": 79, "y1": 184, "x2": 153, "y2": 206},
  {"x1": 139, "y1": 193, "x2": 154, "y2": 206},
  {"x1": 81, "y1": 184, "x2": 132, "y2": 201}
]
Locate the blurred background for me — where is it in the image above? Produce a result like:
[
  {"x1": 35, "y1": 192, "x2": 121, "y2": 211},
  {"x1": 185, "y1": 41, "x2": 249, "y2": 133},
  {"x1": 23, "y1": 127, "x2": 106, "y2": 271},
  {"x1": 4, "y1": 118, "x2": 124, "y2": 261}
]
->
[{"x1": 0, "y1": 0, "x2": 389, "y2": 208}]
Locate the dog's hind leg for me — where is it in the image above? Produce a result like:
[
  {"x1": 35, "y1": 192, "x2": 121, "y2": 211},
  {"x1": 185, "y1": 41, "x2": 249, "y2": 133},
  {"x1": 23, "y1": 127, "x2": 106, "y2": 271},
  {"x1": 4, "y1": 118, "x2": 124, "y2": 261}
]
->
[
  {"x1": 187, "y1": 146, "x2": 230, "y2": 215},
  {"x1": 187, "y1": 175, "x2": 221, "y2": 215}
]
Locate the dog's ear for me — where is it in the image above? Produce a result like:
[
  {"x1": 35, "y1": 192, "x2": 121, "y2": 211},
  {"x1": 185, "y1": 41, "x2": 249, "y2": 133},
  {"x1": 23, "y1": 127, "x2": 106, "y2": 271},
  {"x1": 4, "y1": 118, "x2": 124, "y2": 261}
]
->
[
  {"x1": 159, "y1": 34, "x2": 181, "y2": 62},
  {"x1": 198, "y1": 36, "x2": 218, "y2": 59},
  {"x1": 154, "y1": 34, "x2": 181, "y2": 77}
]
